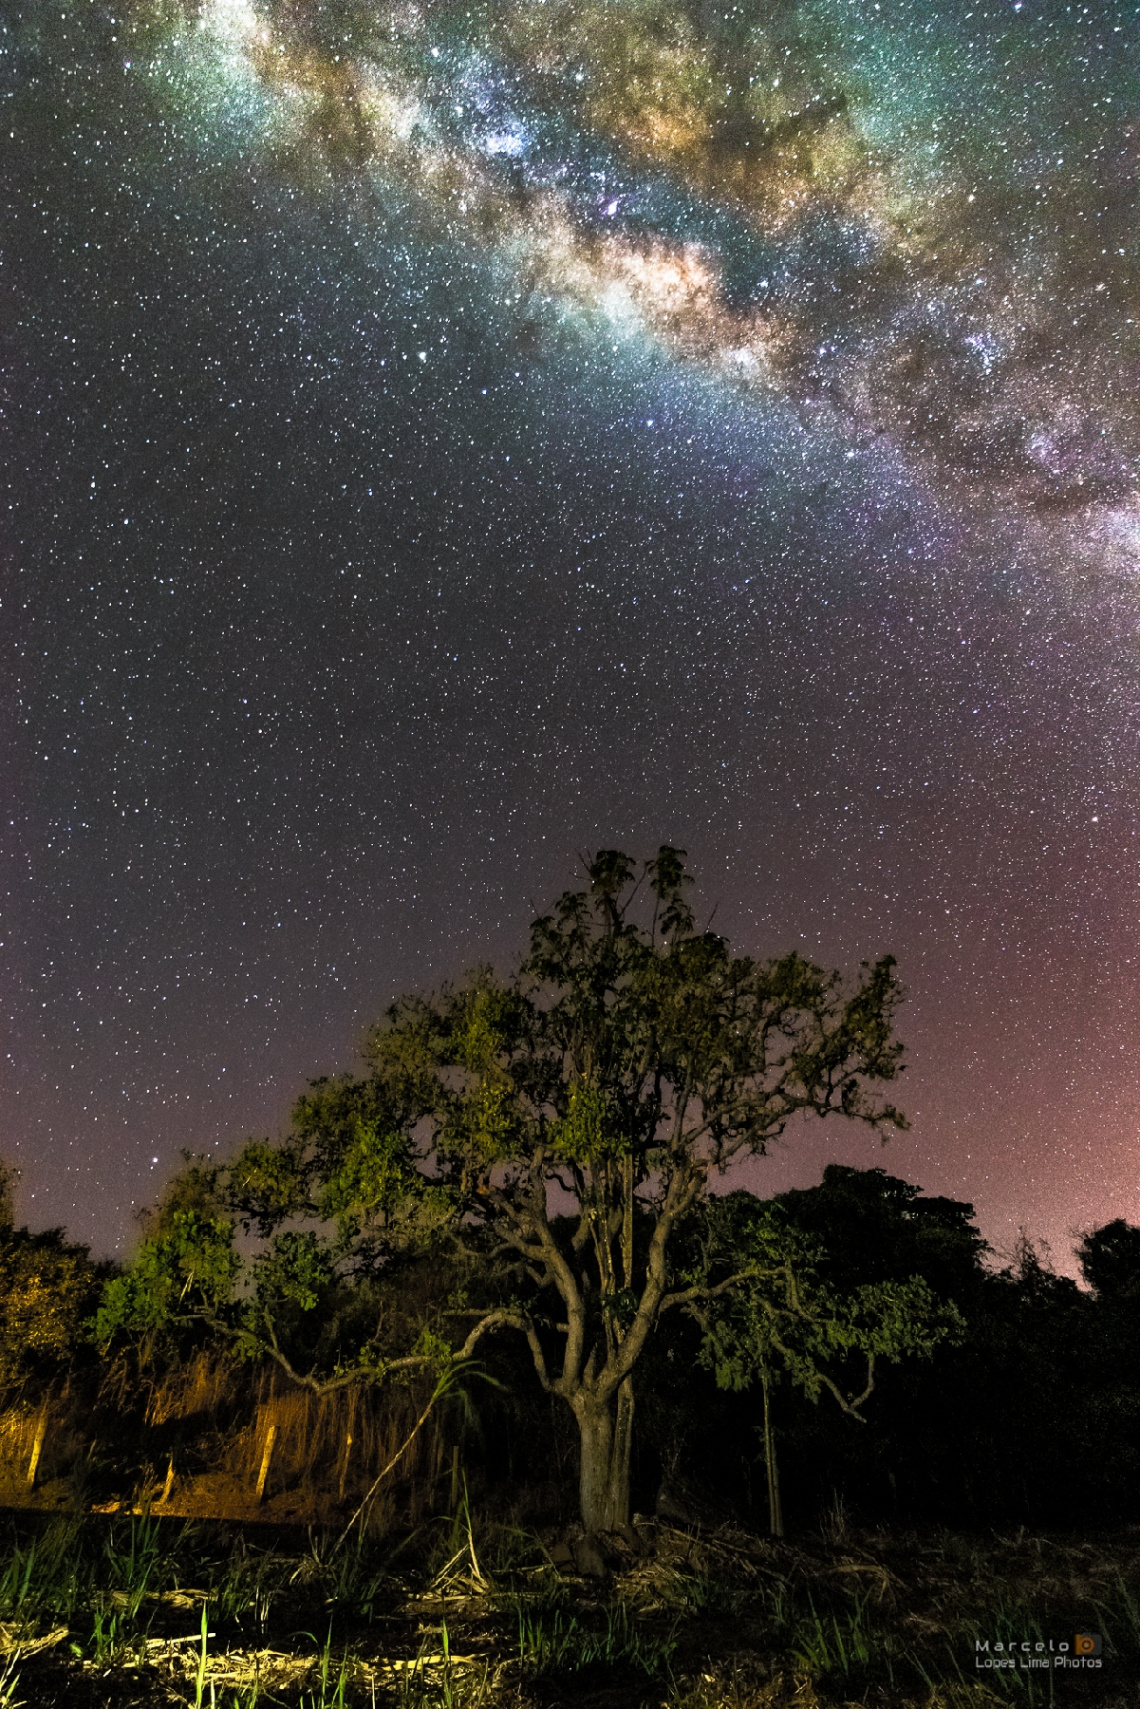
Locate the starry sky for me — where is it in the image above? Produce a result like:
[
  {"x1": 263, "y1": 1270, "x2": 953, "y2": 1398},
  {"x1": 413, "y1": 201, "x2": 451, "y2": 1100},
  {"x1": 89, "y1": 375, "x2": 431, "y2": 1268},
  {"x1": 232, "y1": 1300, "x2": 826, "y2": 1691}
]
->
[{"x1": 3, "y1": 0, "x2": 1140, "y2": 1269}]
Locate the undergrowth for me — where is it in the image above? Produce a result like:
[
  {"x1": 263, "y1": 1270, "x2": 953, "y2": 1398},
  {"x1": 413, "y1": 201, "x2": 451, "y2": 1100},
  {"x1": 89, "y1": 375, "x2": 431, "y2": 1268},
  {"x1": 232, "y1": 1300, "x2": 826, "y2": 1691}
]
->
[
  {"x1": 0, "y1": 1512, "x2": 1137, "y2": 1705},
  {"x1": 513, "y1": 1587, "x2": 677, "y2": 1680}
]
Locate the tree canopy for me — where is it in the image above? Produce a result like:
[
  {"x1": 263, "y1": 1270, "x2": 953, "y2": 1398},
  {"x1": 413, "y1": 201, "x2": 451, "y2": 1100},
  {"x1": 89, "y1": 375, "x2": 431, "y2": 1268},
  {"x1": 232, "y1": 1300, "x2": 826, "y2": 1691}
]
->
[{"x1": 0, "y1": 1166, "x2": 111, "y2": 1393}]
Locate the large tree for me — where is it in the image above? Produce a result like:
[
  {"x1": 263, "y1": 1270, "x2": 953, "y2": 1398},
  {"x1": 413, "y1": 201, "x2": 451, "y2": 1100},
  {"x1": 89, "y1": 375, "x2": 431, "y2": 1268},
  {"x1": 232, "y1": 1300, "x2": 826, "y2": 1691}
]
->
[
  {"x1": 307, "y1": 848, "x2": 906, "y2": 1534},
  {"x1": 104, "y1": 849, "x2": 908, "y2": 1542}
]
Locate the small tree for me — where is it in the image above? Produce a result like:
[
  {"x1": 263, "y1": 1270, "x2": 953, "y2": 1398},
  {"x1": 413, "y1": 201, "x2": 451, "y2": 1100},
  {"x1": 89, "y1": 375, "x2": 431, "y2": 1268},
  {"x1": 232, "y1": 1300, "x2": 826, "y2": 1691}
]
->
[{"x1": 683, "y1": 1193, "x2": 963, "y2": 1534}]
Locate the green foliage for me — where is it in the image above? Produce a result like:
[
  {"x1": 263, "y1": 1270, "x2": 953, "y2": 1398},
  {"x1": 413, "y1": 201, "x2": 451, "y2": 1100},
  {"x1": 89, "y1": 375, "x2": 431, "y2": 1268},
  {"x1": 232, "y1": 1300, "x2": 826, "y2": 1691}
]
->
[
  {"x1": 252, "y1": 1230, "x2": 336, "y2": 1317},
  {"x1": 97, "y1": 1102, "x2": 461, "y2": 1387},
  {"x1": 688, "y1": 1195, "x2": 962, "y2": 1415},
  {"x1": 226, "y1": 1139, "x2": 309, "y2": 1237},
  {"x1": 95, "y1": 1208, "x2": 239, "y2": 1358},
  {"x1": 550, "y1": 1075, "x2": 627, "y2": 1163},
  {"x1": 315, "y1": 1119, "x2": 422, "y2": 1241},
  {"x1": 0, "y1": 1178, "x2": 111, "y2": 1390},
  {"x1": 450, "y1": 989, "x2": 522, "y2": 1165}
]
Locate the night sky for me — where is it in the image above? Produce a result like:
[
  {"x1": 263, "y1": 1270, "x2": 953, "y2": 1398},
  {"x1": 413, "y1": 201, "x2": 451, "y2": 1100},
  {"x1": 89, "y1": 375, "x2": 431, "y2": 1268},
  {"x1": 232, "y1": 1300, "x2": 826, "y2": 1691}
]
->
[{"x1": 4, "y1": 0, "x2": 1140, "y2": 1268}]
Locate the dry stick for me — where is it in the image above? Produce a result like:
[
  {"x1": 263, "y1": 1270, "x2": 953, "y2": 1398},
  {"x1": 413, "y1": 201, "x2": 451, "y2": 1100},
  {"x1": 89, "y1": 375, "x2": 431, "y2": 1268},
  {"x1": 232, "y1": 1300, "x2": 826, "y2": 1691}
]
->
[
  {"x1": 255, "y1": 1424, "x2": 278, "y2": 1504},
  {"x1": 161, "y1": 1454, "x2": 176, "y2": 1505},
  {"x1": 27, "y1": 1406, "x2": 48, "y2": 1488},
  {"x1": 333, "y1": 1377, "x2": 448, "y2": 1553}
]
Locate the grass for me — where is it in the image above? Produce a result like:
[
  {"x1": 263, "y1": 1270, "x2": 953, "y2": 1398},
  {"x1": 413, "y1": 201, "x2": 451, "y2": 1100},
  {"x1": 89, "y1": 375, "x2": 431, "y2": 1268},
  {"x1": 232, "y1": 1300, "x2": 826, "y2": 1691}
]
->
[
  {"x1": 789, "y1": 1591, "x2": 886, "y2": 1686},
  {"x1": 0, "y1": 1515, "x2": 85, "y2": 1627},
  {"x1": 388, "y1": 1622, "x2": 497, "y2": 1709},
  {"x1": 192, "y1": 1604, "x2": 211, "y2": 1709},
  {"x1": 0, "y1": 1509, "x2": 1136, "y2": 1706},
  {"x1": 0, "y1": 1653, "x2": 20, "y2": 1709},
  {"x1": 1093, "y1": 1574, "x2": 1140, "y2": 1665},
  {"x1": 514, "y1": 1589, "x2": 677, "y2": 1681},
  {"x1": 298, "y1": 1631, "x2": 351, "y2": 1709}
]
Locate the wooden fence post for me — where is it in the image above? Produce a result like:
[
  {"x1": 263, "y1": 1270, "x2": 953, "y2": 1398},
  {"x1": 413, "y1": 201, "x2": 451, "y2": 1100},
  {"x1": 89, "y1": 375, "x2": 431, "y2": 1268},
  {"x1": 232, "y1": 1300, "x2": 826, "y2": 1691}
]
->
[{"x1": 255, "y1": 1424, "x2": 278, "y2": 1504}]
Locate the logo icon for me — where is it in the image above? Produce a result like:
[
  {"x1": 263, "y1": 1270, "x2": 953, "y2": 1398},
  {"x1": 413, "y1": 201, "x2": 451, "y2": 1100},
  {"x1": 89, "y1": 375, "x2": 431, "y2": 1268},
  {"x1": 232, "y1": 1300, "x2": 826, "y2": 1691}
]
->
[{"x1": 1074, "y1": 1634, "x2": 1103, "y2": 1657}]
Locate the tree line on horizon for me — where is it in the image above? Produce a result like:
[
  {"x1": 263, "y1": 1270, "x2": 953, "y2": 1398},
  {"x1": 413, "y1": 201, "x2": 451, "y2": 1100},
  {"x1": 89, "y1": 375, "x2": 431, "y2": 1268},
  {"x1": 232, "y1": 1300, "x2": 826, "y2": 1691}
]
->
[{"x1": 3, "y1": 850, "x2": 1140, "y2": 1542}]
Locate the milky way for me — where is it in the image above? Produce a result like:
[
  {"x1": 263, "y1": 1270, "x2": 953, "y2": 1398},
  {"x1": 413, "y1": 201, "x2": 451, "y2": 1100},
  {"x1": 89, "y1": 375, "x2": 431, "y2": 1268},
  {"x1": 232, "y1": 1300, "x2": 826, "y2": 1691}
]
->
[{"x1": 3, "y1": 0, "x2": 1140, "y2": 1267}]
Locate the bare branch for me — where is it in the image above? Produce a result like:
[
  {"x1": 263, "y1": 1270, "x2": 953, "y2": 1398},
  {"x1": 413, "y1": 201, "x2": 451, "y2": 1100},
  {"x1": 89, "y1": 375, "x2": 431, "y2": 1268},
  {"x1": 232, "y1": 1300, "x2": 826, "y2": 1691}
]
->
[{"x1": 814, "y1": 1353, "x2": 875, "y2": 1419}]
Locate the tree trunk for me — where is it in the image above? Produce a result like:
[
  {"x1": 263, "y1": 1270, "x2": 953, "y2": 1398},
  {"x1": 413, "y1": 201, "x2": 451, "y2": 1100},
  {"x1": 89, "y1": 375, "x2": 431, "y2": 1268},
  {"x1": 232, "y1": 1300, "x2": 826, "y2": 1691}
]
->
[
  {"x1": 610, "y1": 1375, "x2": 634, "y2": 1530},
  {"x1": 574, "y1": 1380, "x2": 633, "y2": 1537}
]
